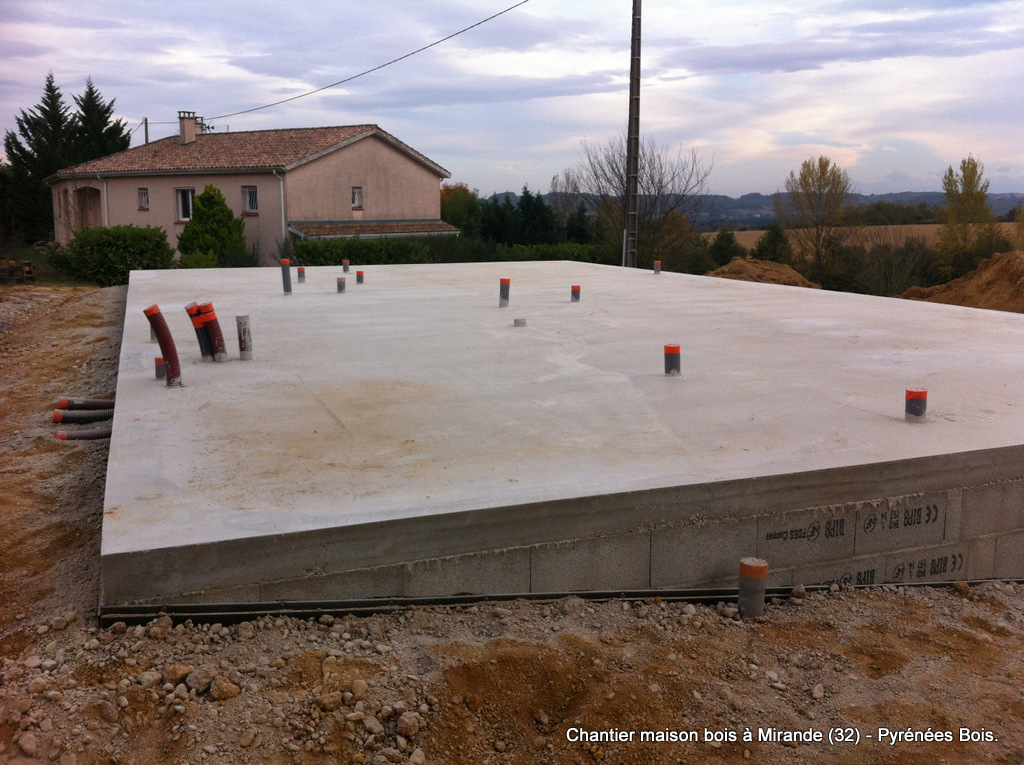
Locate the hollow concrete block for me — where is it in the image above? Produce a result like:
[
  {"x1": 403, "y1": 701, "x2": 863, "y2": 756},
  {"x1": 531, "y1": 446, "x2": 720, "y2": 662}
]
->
[
  {"x1": 403, "y1": 548, "x2": 531, "y2": 597},
  {"x1": 854, "y1": 492, "x2": 949, "y2": 555},
  {"x1": 530, "y1": 531, "x2": 650, "y2": 592},
  {"x1": 261, "y1": 564, "x2": 403, "y2": 601},
  {"x1": 650, "y1": 517, "x2": 758, "y2": 588},
  {"x1": 961, "y1": 479, "x2": 1024, "y2": 538}
]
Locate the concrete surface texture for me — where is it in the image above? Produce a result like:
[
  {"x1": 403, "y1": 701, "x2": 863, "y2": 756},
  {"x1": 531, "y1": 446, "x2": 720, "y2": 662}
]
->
[{"x1": 102, "y1": 262, "x2": 1024, "y2": 603}]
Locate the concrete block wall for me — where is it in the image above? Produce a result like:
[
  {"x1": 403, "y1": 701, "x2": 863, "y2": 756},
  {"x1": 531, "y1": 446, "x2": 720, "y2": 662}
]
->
[{"x1": 108, "y1": 445, "x2": 1024, "y2": 605}]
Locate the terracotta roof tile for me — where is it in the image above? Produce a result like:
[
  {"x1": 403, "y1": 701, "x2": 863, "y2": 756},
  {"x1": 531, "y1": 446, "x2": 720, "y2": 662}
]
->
[{"x1": 53, "y1": 124, "x2": 449, "y2": 178}]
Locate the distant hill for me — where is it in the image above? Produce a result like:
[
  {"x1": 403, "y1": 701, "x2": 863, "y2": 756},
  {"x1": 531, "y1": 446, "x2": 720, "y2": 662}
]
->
[{"x1": 489, "y1": 191, "x2": 1023, "y2": 230}]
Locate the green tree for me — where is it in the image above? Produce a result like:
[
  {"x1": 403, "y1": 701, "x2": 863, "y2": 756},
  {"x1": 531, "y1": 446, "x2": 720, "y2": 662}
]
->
[
  {"x1": 708, "y1": 229, "x2": 746, "y2": 267},
  {"x1": 774, "y1": 155, "x2": 852, "y2": 284},
  {"x1": 73, "y1": 77, "x2": 130, "y2": 160},
  {"x1": 176, "y1": 184, "x2": 248, "y2": 266},
  {"x1": 937, "y1": 156, "x2": 998, "y2": 278},
  {"x1": 750, "y1": 222, "x2": 794, "y2": 264},
  {"x1": 440, "y1": 182, "x2": 482, "y2": 239},
  {"x1": 3, "y1": 73, "x2": 77, "y2": 240}
]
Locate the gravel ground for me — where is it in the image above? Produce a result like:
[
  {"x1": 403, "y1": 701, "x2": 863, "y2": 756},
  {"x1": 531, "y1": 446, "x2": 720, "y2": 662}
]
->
[{"x1": 1, "y1": 283, "x2": 1023, "y2": 765}]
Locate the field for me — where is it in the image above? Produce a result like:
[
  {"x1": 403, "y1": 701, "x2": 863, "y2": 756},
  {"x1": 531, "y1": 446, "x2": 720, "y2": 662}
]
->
[{"x1": 722, "y1": 222, "x2": 1018, "y2": 250}]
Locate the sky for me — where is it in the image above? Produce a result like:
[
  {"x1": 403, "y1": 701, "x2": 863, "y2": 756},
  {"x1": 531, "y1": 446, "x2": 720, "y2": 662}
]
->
[{"x1": 2, "y1": 0, "x2": 1022, "y2": 198}]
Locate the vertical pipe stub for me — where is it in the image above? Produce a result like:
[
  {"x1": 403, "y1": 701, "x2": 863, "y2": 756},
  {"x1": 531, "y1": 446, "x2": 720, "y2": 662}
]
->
[
  {"x1": 571, "y1": 285, "x2": 581, "y2": 302},
  {"x1": 155, "y1": 357, "x2": 165, "y2": 379},
  {"x1": 342, "y1": 259, "x2": 350, "y2": 273},
  {"x1": 297, "y1": 266, "x2": 306, "y2": 283},
  {"x1": 199, "y1": 302, "x2": 228, "y2": 362},
  {"x1": 356, "y1": 270, "x2": 365, "y2": 284},
  {"x1": 236, "y1": 315, "x2": 253, "y2": 360},
  {"x1": 281, "y1": 258, "x2": 292, "y2": 294},
  {"x1": 143, "y1": 304, "x2": 182, "y2": 387},
  {"x1": 664, "y1": 344, "x2": 681, "y2": 376},
  {"x1": 905, "y1": 388, "x2": 927, "y2": 421},
  {"x1": 654, "y1": 261, "x2": 662, "y2": 274},
  {"x1": 337, "y1": 277, "x2": 346, "y2": 293},
  {"x1": 738, "y1": 557, "x2": 770, "y2": 618},
  {"x1": 499, "y1": 278, "x2": 510, "y2": 307}
]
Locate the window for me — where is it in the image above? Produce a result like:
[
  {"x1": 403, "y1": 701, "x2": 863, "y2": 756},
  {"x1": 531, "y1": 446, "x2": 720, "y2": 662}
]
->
[
  {"x1": 351, "y1": 186, "x2": 363, "y2": 209},
  {"x1": 137, "y1": 188, "x2": 149, "y2": 210},
  {"x1": 242, "y1": 185, "x2": 258, "y2": 214},
  {"x1": 175, "y1": 188, "x2": 195, "y2": 221}
]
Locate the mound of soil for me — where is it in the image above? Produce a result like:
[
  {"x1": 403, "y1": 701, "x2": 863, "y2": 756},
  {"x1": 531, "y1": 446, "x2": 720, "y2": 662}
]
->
[
  {"x1": 900, "y1": 251, "x2": 1024, "y2": 313},
  {"x1": 709, "y1": 257, "x2": 820, "y2": 289}
]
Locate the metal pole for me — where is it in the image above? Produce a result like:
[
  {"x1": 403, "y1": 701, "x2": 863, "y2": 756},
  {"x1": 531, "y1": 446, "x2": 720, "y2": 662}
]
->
[{"x1": 624, "y1": 0, "x2": 641, "y2": 269}]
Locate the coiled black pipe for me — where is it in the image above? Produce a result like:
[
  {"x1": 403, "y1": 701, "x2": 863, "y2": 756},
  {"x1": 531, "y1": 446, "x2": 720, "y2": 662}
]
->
[
  {"x1": 57, "y1": 397, "x2": 114, "y2": 410},
  {"x1": 53, "y1": 408, "x2": 114, "y2": 424},
  {"x1": 143, "y1": 304, "x2": 182, "y2": 386},
  {"x1": 54, "y1": 424, "x2": 113, "y2": 441}
]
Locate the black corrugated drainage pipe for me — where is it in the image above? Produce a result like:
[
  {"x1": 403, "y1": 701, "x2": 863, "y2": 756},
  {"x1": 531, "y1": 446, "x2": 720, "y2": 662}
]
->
[
  {"x1": 56, "y1": 397, "x2": 114, "y2": 410},
  {"x1": 143, "y1": 305, "x2": 182, "y2": 386},
  {"x1": 53, "y1": 408, "x2": 114, "y2": 424},
  {"x1": 199, "y1": 302, "x2": 228, "y2": 362},
  {"x1": 185, "y1": 302, "x2": 214, "y2": 362},
  {"x1": 54, "y1": 424, "x2": 113, "y2": 441}
]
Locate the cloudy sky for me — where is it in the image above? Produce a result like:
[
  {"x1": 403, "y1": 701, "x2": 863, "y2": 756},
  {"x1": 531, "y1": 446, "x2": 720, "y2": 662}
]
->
[{"x1": 2, "y1": 0, "x2": 1022, "y2": 197}]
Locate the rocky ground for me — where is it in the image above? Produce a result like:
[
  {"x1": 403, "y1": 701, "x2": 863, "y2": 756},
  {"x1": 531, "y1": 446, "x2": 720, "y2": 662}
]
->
[{"x1": 1, "y1": 278, "x2": 1023, "y2": 765}]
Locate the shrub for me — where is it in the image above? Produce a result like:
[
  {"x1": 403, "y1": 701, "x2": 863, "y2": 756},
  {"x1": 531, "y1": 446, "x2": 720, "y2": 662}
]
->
[
  {"x1": 177, "y1": 249, "x2": 218, "y2": 269},
  {"x1": 49, "y1": 225, "x2": 174, "y2": 286},
  {"x1": 293, "y1": 237, "x2": 430, "y2": 266}
]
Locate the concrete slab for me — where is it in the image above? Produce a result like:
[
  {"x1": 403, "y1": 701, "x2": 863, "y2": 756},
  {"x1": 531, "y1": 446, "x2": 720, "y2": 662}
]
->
[{"x1": 102, "y1": 262, "x2": 1024, "y2": 603}]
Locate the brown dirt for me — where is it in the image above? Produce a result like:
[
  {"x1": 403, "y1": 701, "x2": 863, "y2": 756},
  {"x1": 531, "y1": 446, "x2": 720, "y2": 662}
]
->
[
  {"x1": 900, "y1": 250, "x2": 1024, "y2": 313},
  {"x1": 2, "y1": 283, "x2": 1023, "y2": 765},
  {"x1": 708, "y1": 257, "x2": 820, "y2": 288}
]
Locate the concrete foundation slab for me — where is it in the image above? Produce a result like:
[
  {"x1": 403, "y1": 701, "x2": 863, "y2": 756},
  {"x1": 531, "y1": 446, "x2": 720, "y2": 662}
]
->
[{"x1": 102, "y1": 262, "x2": 1024, "y2": 604}]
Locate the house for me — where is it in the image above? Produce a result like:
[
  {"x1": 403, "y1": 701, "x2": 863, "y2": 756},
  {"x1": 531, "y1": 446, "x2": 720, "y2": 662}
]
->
[{"x1": 48, "y1": 112, "x2": 458, "y2": 259}]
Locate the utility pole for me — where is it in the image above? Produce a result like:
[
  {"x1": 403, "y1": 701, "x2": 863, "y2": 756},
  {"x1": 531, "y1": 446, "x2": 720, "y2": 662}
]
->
[{"x1": 624, "y1": 0, "x2": 641, "y2": 268}]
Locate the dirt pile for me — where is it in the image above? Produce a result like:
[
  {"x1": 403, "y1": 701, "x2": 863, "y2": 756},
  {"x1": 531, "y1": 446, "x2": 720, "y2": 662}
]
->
[
  {"x1": 708, "y1": 257, "x2": 820, "y2": 288},
  {"x1": 1, "y1": 284, "x2": 1023, "y2": 765},
  {"x1": 901, "y1": 251, "x2": 1024, "y2": 312}
]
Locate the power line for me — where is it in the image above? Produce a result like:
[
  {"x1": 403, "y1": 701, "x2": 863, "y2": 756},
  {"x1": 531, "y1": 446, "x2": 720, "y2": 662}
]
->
[{"x1": 209, "y1": 0, "x2": 532, "y2": 122}]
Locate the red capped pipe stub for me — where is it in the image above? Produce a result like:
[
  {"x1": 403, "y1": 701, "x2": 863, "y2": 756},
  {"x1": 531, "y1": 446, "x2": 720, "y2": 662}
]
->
[
  {"x1": 654, "y1": 260, "x2": 662, "y2": 274},
  {"x1": 342, "y1": 259, "x2": 350, "y2": 272},
  {"x1": 155, "y1": 357, "x2": 166, "y2": 379},
  {"x1": 571, "y1": 285, "x2": 581, "y2": 302},
  {"x1": 297, "y1": 266, "x2": 306, "y2": 283},
  {"x1": 738, "y1": 557, "x2": 770, "y2": 618},
  {"x1": 357, "y1": 270, "x2": 365, "y2": 284},
  {"x1": 499, "y1": 278, "x2": 510, "y2": 307},
  {"x1": 664, "y1": 344, "x2": 681, "y2": 376},
  {"x1": 905, "y1": 388, "x2": 927, "y2": 421},
  {"x1": 281, "y1": 259, "x2": 292, "y2": 293},
  {"x1": 337, "y1": 277, "x2": 346, "y2": 293},
  {"x1": 143, "y1": 305, "x2": 182, "y2": 387}
]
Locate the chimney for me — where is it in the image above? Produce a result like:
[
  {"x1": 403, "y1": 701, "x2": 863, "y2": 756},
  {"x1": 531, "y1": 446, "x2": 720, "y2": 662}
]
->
[{"x1": 178, "y1": 110, "x2": 201, "y2": 144}]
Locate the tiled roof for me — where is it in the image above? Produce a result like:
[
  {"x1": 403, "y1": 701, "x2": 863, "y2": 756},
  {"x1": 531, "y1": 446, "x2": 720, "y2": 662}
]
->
[
  {"x1": 289, "y1": 220, "x2": 460, "y2": 239},
  {"x1": 52, "y1": 125, "x2": 450, "y2": 178}
]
